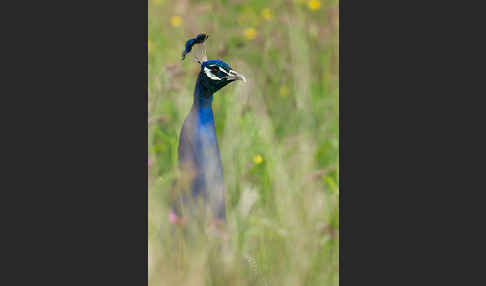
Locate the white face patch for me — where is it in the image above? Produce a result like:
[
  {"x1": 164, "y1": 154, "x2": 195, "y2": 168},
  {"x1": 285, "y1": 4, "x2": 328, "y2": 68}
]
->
[{"x1": 204, "y1": 66, "x2": 222, "y2": 80}]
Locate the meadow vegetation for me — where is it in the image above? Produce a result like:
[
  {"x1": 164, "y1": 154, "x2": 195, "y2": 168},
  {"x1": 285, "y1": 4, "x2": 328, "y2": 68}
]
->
[{"x1": 149, "y1": 0, "x2": 339, "y2": 285}]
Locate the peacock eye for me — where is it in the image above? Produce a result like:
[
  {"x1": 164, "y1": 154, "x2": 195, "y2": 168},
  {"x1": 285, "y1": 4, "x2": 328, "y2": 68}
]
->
[{"x1": 204, "y1": 66, "x2": 223, "y2": 80}]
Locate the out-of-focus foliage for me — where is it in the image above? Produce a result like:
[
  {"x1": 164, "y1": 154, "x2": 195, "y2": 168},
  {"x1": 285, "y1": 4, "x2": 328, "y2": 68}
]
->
[{"x1": 149, "y1": 0, "x2": 339, "y2": 285}]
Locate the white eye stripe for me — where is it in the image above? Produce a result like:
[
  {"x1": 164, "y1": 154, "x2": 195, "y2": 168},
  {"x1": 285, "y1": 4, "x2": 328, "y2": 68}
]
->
[
  {"x1": 218, "y1": 67, "x2": 230, "y2": 75},
  {"x1": 208, "y1": 65, "x2": 231, "y2": 75},
  {"x1": 204, "y1": 67, "x2": 222, "y2": 80}
]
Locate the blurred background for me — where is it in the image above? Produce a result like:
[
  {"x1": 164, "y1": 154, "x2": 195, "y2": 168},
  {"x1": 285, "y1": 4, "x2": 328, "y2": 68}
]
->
[{"x1": 149, "y1": 0, "x2": 338, "y2": 285}]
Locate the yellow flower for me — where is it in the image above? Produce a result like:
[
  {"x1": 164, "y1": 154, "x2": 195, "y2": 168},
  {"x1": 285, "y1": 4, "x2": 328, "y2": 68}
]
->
[
  {"x1": 148, "y1": 39, "x2": 153, "y2": 54},
  {"x1": 153, "y1": 0, "x2": 163, "y2": 5},
  {"x1": 261, "y1": 8, "x2": 273, "y2": 21},
  {"x1": 280, "y1": 86, "x2": 289, "y2": 97},
  {"x1": 170, "y1": 16, "x2": 182, "y2": 27},
  {"x1": 307, "y1": 0, "x2": 321, "y2": 11},
  {"x1": 253, "y1": 154, "x2": 263, "y2": 164},
  {"x1": 243, "y1": 28, "x2": 257, "y2": 40}
]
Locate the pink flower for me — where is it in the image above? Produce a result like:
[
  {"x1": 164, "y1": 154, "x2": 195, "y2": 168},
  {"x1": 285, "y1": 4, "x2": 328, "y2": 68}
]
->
[
  {"x1": 169, "y1": 211, "x2": 177, "y2": 224},
  {"x1": 169, "y1": 211, "x2": 187, "y2": 225},
  {"x1": 148, "y1": 158, "x2": 152, "y2": 169}
]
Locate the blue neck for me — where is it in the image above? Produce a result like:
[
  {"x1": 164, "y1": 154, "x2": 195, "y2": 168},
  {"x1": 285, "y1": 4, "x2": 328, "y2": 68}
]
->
[
  {"x1": 193, "y1": 77, "x2": 215, "y2": 125},
  {"x1": 188, "y1": 76, "x2": 226, "y2": 221}
]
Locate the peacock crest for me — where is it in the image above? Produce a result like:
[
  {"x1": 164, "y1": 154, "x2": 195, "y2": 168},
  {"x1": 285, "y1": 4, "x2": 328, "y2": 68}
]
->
[{"x1": 181, "y1": 33, "x2": 209, "y2": 64}]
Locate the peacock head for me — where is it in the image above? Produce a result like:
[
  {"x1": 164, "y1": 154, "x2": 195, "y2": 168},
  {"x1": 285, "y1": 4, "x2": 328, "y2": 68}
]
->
[
  {"x1": 198, "y1": 60, "x2": 246, "y2": 94},
  {"x1": 182, "y1": 34, "x2": 246, "y2": 95}
]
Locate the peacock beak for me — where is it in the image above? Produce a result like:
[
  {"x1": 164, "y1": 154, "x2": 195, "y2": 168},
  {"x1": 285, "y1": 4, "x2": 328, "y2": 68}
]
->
[{"x1": 228, "y1": 69, "x2": 247, "y2": 83}]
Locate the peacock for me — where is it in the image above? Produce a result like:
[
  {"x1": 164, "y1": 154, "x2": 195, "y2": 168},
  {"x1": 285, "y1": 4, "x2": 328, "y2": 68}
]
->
[{"x1": 170, "y1": 34, "x2": 246, "y2": 228}]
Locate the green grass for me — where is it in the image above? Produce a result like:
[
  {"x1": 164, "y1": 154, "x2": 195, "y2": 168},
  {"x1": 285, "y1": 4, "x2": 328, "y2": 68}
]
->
[{"x1": 149, "y1": 0, "x2": 339, "y2": 285}]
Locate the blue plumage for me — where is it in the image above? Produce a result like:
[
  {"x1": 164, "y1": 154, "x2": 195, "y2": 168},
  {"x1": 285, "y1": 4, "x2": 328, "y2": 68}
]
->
[{"x1": 173, "y1": 35, "x2": 246, "y2": 224}]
